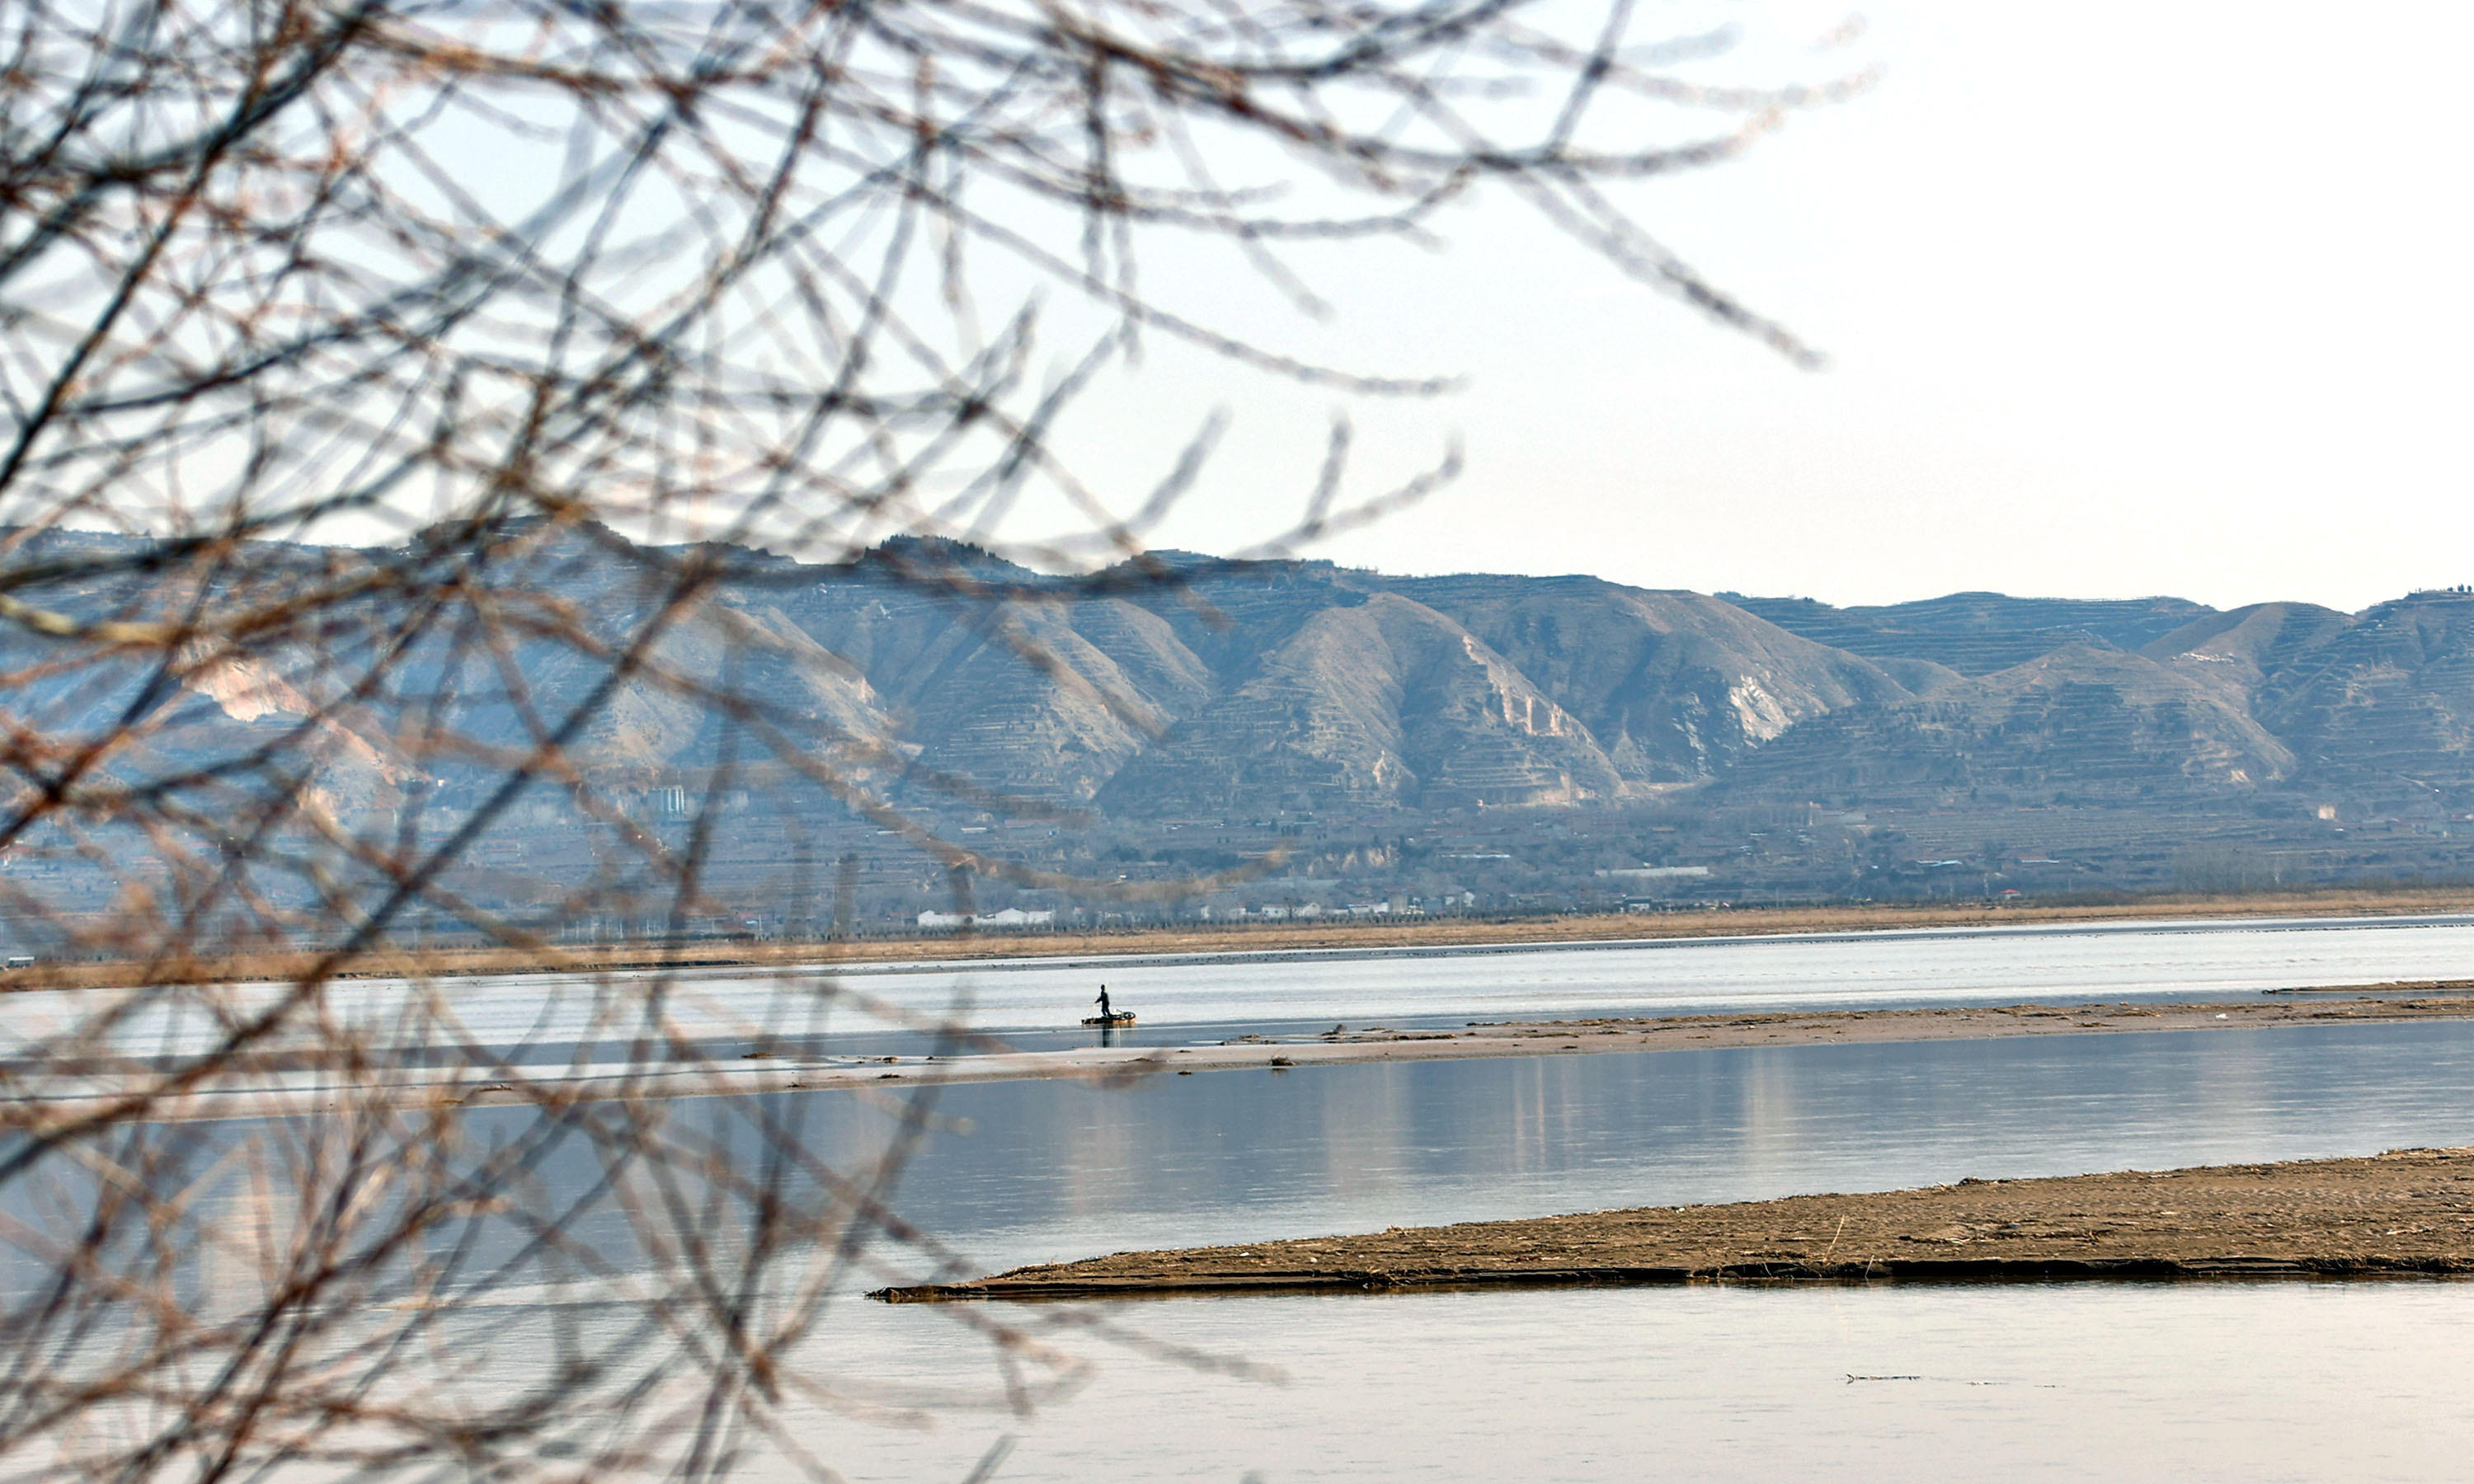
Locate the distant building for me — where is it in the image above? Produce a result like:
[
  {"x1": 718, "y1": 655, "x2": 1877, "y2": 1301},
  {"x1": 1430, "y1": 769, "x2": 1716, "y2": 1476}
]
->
[{"x1": 914, "y1": 908, "x2": 1056, "y2": 930}]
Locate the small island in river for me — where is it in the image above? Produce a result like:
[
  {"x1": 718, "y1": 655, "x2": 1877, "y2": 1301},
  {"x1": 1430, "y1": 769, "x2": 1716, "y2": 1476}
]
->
[{"x1": 876, "y1": 1148, "x2": 2474, "y2": 1301}]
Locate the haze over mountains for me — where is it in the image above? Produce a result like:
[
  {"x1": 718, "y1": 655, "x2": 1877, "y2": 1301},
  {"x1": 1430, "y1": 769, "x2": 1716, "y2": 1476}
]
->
[
  {"x1": 8, "y1": 522, "x2": 2474, "y2": 924},
  {"x1": 16, "y1": 524, "x2": 2474, "y2": 820},
  {"x1": 494, "y1": 531, "x2": 2474, "y2": 821}
]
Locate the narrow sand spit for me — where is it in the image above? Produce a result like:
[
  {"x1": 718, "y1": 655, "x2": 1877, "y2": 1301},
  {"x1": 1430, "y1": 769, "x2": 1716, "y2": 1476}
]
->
[
  {"x1": 876, "y1": 1148, "x2": 2474, "y2": 1301},
  {"x1": 13, "y1": 991, "x2": 2474, "y2": 1127},
  {"x1": 421, "y1": 987, "x2": 2474, "y2": 1101}
]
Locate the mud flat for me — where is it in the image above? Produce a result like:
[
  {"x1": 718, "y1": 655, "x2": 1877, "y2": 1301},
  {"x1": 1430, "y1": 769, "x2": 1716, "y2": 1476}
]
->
[{"x1": 877, "y1": 1148, "x2": 2474, "y2": 1302}]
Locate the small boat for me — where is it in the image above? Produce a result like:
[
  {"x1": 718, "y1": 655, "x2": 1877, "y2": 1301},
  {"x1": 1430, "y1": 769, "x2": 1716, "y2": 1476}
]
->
[{"x1": 1081, "y1": 1012, "x2": 1137, "y2": 1026}]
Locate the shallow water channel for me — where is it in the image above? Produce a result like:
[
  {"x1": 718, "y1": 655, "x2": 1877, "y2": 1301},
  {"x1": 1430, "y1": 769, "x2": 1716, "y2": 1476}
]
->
[
  {"x1": 397, "y1": 1017, "x2": 2474, "y2": 1482},
  {"x1": 808, "y1": 1017, "x2": 2474, "y2": 1480},
  {"x1": 16, "y1": 912, "x2": 2474, "y2": 1066},
  {"x1": 825, "y1": 910, "x2": 2474, "y2": 1049},
  {"x1": 15, "y1": 920, "x2": 2474, "y2": 1478},
  {"x1": 849, "y1": 1018, "x2": 2474, "y2": 1269}
]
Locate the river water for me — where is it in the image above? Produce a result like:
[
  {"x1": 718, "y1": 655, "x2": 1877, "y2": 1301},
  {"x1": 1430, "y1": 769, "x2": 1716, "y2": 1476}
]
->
[
  {"x1": 11, "y1": 917, "x2": 2474, "y2": 1478},
  {"x1": 808, "y1": 1280, "x2": 2474, "y2": 1481},
  {"x1": 827, "y1": 1019, "x2": 2474, "y2": 1270},
  {"x1": 13, "y1": 912, "x2": 2474, "y2": 1064},
  {"x1": 826, "y1": 910, "x2": 2474, "y2": 1041},
  {"x1": 337, "y1": 1017, "x2": 2474, "y2": 1482},
  {"x1": 805, "y1": 1014, "x2": 2474, "y2": 1482}
]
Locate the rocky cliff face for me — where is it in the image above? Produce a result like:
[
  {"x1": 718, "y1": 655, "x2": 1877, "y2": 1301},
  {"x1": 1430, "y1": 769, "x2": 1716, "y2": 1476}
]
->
[
  {"x1": 1724, "y1": 643, "x2": 2299, "y2": 801},
  {"x1": 1098, "y1": 588, "x2": 1634, "y2": 815},
  {"x1": 1390, "y1": 575, "x2": 1913, "y2": 782}
]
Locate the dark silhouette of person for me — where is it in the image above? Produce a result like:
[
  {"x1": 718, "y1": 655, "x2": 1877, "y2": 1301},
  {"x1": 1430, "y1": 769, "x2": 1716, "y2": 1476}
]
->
[{"x1": 1095, "y1": 986, "x2": 1112, "y2": 1018}]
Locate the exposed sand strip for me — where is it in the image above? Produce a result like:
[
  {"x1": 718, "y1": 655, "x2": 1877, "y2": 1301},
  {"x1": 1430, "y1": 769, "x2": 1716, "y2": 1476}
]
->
[
  {"x1": 877, "y1": 1148, "x2": 2474, "y2": 1301},
  {"x1": 14, "y1": 991, "x2": 2474, "y2": 1129}
]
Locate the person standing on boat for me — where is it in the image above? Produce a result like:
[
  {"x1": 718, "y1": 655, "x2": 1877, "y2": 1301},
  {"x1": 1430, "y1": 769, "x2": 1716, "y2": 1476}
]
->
[{"x1": 1095, "y1": 986, "x2": 1112, "y2": 1019}]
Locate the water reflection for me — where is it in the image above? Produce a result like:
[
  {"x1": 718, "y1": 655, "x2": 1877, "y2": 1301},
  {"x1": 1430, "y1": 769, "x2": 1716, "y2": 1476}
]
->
[
  {"x1": 856, "y1": 1019, "x2": 2474, "y2": 1274},
  {"x1": 14, "y1": 1018, "x2": 2474, "y2": 1479},
  {"x1": 68, "y1": 1015, "x2": 2471, "y2": 1310}
]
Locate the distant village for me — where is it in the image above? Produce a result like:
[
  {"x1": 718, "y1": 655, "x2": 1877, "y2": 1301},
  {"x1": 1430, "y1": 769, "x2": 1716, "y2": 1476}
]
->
[{"x1": 459, "y1": 785, "x2": 2474, "y2": 949}]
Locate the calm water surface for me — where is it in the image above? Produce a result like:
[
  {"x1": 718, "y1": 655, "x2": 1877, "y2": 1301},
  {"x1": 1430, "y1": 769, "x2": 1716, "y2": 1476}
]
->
[
  {"x1": 216, "y1": 1018, "x2": 2472, "y2": 1481},
  {"x1": 819, "y1": 1020, "x2": 2474, "y2": 1480},
  {"x1": 866, "y1": 1020, "x2": 2474, "y2": 1269},
  {"x1": 831, "y1": 911, "x2": 2474, "y2": 1041},
  {"x1": 15, "y1": 913, "x2": 2474, "y2": 1062},
  {"x1": 802, "y1": 1280, "x2": 2474, "y2": 1482},
  {"x1": 16, "y1": 924, "x2": 2474, "y2": 1478}
]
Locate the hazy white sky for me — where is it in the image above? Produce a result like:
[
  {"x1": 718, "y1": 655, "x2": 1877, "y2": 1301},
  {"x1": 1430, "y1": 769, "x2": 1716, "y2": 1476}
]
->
[{"x1": 1074, "y1": 2, "x2": 2474, "y2": 613}]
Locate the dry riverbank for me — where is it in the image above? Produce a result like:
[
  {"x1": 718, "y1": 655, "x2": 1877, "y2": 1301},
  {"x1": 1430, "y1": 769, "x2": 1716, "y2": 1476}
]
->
[
  {"x1": 10, "y1": 888, "x2": 2474, "y2": 992},
  {"x1": 877, "y1": 1148, "x2": 2474, "y2": 1301}
]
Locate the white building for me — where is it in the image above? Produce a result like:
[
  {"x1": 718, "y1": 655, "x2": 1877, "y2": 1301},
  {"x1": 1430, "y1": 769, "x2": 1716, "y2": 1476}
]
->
[{"x1": 915, "y1": 907, "x2": 1056, "y2": 930}]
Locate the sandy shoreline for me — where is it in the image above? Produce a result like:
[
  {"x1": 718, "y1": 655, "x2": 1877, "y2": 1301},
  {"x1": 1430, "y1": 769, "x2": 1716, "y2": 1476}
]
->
[
  {"x1": 16, "y1": 988, "x2": 2474, "y2": 1128},
  {"x1": 877, "y1": 1148, "x2": 2474, "y2": 1301},
  {"x1": 10, "y1": 890, "x2": 2474, "y2": 993}
]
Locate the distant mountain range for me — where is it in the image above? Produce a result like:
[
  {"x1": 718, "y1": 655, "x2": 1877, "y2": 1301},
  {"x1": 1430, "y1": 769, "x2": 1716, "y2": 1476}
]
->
[{"x1": 11, "y1": 524, "x2": 2474, "y2": 838}]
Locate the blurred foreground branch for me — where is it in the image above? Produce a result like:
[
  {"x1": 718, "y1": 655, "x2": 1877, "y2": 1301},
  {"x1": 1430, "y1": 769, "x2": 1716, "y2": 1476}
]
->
[{"x1": 0, "y1": 0, "x2": 1849, "y2": 1474}]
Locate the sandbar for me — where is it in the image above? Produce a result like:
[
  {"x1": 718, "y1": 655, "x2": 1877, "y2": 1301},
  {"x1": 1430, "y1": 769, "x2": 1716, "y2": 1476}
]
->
[
  {"x1": 877, "y1": 1148, "x2": 2474, "y2": 1301},
  {"x1": 15, "y1": 989, "x2": 2474, "y2": 1128}
]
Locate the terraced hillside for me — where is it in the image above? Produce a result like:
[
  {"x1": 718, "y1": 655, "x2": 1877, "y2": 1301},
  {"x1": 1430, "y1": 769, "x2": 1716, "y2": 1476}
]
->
[{"x1": 1727, "y1": 592, "x2": 2219, "y2": 677}]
